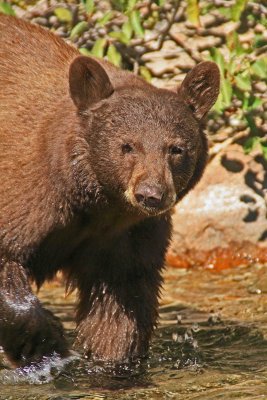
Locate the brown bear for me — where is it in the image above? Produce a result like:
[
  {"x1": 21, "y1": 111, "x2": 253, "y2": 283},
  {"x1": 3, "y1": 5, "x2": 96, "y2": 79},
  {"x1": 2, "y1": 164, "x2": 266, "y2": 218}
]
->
[{"x1": 0, "y1": 14, "x2": 220, "y2": 367}]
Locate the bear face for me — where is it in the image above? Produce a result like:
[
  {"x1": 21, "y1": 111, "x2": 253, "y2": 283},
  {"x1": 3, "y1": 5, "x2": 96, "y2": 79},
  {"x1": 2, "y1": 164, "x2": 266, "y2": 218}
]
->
[
  {"x1": 84, "y1": 88, "x2": 204, "y2": 216},
  {"x1": 69, "y1": 57, "x2": 220, "y2": 217}
]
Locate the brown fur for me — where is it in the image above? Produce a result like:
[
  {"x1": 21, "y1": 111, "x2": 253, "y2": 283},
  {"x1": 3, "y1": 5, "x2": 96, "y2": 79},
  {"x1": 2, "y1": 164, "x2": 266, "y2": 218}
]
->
[{"x1": 0, "y1": 14, "x2": 220, "y2": 366}]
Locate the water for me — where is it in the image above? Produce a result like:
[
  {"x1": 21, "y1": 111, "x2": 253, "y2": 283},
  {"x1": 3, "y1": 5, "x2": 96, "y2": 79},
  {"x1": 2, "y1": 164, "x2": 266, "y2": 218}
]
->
[{"x1": 0, "y1": 264, "x2": 266, "y2": 399}]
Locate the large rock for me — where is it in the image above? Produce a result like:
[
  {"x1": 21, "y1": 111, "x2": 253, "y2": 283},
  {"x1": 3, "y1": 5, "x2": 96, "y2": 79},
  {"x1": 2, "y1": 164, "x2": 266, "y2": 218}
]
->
[
  {"x1": 168, "y1": 144, "x2": 267, "y2": 268},
  {"x1": 142, "y1": 39, "x2": 196, "y2": 77}
]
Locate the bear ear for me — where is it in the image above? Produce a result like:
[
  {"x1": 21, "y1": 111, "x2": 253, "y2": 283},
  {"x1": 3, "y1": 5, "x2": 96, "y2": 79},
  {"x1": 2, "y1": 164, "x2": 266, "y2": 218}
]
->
[
  {"x1": 178, "y1": 61, "x2": 220, "y2": 120},
  {"x1": 69, "y1": 56, "x2": 114, "y2": 110}
]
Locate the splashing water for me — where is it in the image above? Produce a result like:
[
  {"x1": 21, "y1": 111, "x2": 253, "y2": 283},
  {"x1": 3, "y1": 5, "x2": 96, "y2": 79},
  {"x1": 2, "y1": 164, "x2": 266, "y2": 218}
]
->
[
  {"x1": 0, "y1": 264, "x2": 266, "y2": 399},
  {"x1": 0, "y1": 352, "x2": 79, "y2": 385}
]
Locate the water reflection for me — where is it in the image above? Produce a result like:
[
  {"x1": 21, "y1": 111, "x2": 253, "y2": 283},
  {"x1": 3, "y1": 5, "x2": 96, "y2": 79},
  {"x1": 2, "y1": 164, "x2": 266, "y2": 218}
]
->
[{"x1": 0, "y1": 264, "x2": 266, "y2": 399}]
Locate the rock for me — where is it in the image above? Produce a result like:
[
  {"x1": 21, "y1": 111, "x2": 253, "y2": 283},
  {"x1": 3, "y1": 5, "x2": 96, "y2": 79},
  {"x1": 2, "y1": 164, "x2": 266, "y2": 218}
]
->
[
  {"x1": 144, "y1": 55, "x2": 195, "y2": 76},
  {"x1": 254, "y1": 82, "x2": 267, "y2": 93},
  {"x1": 31, "y1": 17, "x2": 48, "y2": 27},
  {"x1": 200, "y1": 13, "x2": 218, "y2": 28},
  {"x1": 255, "y1": 23, "x2": 266, "y2": 34},
  {"x1": 142, "y1": 39, "x2": 191, "y2": 60},
  {"x1": 170, "y1": 24, "x2": 222, "y2": 51},
  {"x1": 188, "y1": 35, "x2": 222, "y2": 51},
  {"x1": 168, "y1": 144, "x2": 267, "y2": 268},
  {"x1": 151, "y1": 74, "x2": 185, "y2": 89},
  {"x1": 207, "y1": 21, "x2": 239, "y2": 37},
  {"x1": 49, "y1": 15, "x2": 59, "y2": 27},
  {"x1": 142, "y1": 40, "x2": 195, "y2": 77}
]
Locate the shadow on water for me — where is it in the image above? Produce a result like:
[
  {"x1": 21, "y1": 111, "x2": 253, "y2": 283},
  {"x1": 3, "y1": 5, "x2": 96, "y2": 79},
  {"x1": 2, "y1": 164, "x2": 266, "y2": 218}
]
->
[{"x1": 0, "y1": 301, "x2": 267, "y2": 400}]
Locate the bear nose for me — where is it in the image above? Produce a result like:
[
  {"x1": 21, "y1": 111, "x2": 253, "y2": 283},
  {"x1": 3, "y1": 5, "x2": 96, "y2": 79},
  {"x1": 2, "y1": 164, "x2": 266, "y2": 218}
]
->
[{"x1": 134, "y1": 185, "x2": 163, "y2": 209}]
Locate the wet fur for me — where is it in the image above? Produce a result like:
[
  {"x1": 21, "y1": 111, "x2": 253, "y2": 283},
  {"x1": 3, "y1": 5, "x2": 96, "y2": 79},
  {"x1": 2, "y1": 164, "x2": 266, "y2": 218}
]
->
[{"x1": 0, "y1": 15, "x2": 219, "y2": 366}]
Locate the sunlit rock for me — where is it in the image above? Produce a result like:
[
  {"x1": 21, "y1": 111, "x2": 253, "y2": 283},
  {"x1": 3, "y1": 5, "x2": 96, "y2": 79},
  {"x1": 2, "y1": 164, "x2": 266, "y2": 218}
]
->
[{"x1": 169, "y1": 144, "x2": 267, "y2": 268}]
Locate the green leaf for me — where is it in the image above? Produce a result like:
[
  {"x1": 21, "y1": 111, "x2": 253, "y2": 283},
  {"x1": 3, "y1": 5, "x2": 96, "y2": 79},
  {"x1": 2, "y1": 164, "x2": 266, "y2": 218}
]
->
[
  {"x1": 228, "y1": 58, "x2": 238, "y2": 76},
  {"x1": 97, "y1": 11, "x2": 113, "y2": 26},
  {"x1": 244, "y1": 95, "x2": 263, "y2": 111},
  {"x1": 221, "y1": 77, "x2": 233, "y2": 108},
  {"x1": 217, "y1": 7, "x2": 231, "y2": 19},
  {"x1": 79, "y1": 47, "x2": 91, "y2": 56},
  {"x1": 245, "y1": 115, "x2": 258, "y2": 135},
  {"x1": 122, "y1": 20, "x2": 133, "y2": 41},
  {"x1": 200, "y1": 4, "x2": 212, "y2": 15},
  {"x1": 227, "y1": 32, "x2": 245, "y2": 56},
  {"x1": 130, "y1": 10, "x2": 144, "y2": 37},
  {"x1": 156, "y1": 0, "x2": 166, "y2": 5},
  {"x1": 260, "y1": 143, "x2": 267, "y2": 160},
  {"x1": 127, "y1": 0, "x2": 137, "y2": 12},
  {"x1": 250, "y1": 97, "x2": 263, "y2": 110},
  {"x1": 209, "y1": 47, "x2": 225, "y2": 76},
  {"x1": 251, "y1": 58, "x2": 267, "y2": 80},
  {"x1": 212, "y1": 73, "x2": 232, "y2": 112},
  {"x1": 0, "y1": 2, "x2": 15, "y2": 15},
  {"x1": 107, "y1": 44, "x2": 121, "y2": 67},
  {"x1": 243, "y1": 136, "x2": 260, "y2": 154},
  {"x1": 231, "y1": 0, "x2": 248, "y2": 22},
  {"x1": 186, "y1": 0, "x2": 200, "y2": 27},
  {"x1": 91, "y1": 38, "x2": 107, "y2": 58},
  {"x1": 139, "y1": 66, "x2": 152, "y2": 82},
  {"x1": 109, "y1": 31, "x2": 129, "y2": 44},
  {"x1": 70, "y1": 21, "x2": 88, "y2": 39},
  {"x1": 111, "y1": 0, "x2": 127, "y2": 12},
  {"x1": 212, "y1": 92, "x2": 224, "y2": 113},
  {"x1": 241, "y1": 94, "x2": 249, "y2": 111},
  {"x1": 254, "y1": 34, "x2": 267, "y2": 49},
  {"x1": 82, "y1": 0, "x2": 95, "y2": 14},
  {"x1": 260, "y1": 17, "x2": 267, "y2": 29},
  {"x1": 235, "y1": 73, "x2": 252, "y2": 92},
  {"x1": 54, "y1": 7, "x2": 72, "y2": 23}
]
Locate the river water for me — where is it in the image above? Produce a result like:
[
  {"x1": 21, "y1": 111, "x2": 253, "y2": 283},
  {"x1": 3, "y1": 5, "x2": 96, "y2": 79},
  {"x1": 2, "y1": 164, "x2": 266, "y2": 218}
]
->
[{"x1": 0, "y1": 263, "x2": 266, "y2": 399}]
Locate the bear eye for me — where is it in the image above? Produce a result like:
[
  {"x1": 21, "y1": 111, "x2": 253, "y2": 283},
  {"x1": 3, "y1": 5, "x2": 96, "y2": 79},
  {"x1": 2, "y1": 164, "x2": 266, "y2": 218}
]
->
[
  {"x1": 122, "y1": 143, "x2": 133, "y2": 154},
  {"x1": 169, "y1": 145, "x2": 183, "y2": 155}
]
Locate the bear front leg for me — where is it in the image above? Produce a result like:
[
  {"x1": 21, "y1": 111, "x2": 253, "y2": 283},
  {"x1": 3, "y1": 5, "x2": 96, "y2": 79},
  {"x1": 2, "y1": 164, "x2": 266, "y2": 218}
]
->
[
  {"x1": 0, "y1": 260, "x2": 69, "y2": 366},
  {"x1": 75, "y1": 269, "x2": 161, "y2": 362},
  {"x1": 73, "y1": 215, "x2": 171, "y2": 363}
]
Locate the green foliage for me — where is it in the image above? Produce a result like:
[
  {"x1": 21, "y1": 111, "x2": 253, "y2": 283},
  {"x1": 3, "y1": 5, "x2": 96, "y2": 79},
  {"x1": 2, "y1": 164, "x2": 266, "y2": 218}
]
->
[
  {"x1": 71, "y1": 0, "x2": 266, "y2": 159},
  {"x1": 107, "y1": 43, "x2": 122, "y2": 66},
  {"x1": 70, "y1": 21, "x2": 88, "y2": 39},
  {"x1": 244, "y1": 137, "x2": 267, "y2": 160},
  {"x1": 122, "y1": 20, "x2": 133, "y2": 42},
  {"x1": 108, "y1": 18, "x2": 133, "y2": 45},
  {"x1": 243, "y1": 136, "x2": 260, "y2": 154},
  {"x1": 139, "y1": 66, "x2": 152, "y2": 82},
  {"x1": 129, "y1": 10, "x2": 144, "y2": 37},
  {"x1": 110, "y1": 0, "x2": 127, "y2": 11},
  {"x1": 91, "y1": 38, "x2": 107, "y2": 58},
  {"x1": 231, "y1": 0, "x2": 248, "y2": 21},
  {"x1": 208, "y1": 26, "x2": 267, "y2": 159},
  {"x1": 251, "y1": 59, "x2": 267, "y2": 79},
  {"x1": 77, "y1": 0, "x2": 165, "y2": 68},
  {"x1": 97, "y1": 10, "x2": 113, "y2": 26},
  {"x1": 9, "y1": 0, "x2": 265, "y2": 159},
  {"x1": 54, "y1": 7, "x2": 72, "y2": 22},
  {"x1": 82, "y1": 0, "x2": 95, "y2": 14},
  {"x1": 186, "y1": 0, "x2": 200, "y2": 26},
  {"x1": 0, "y1": 1, "x2": 15, "y2": 15},
  {"x1": 79, "y1": 47, "x2": 91, "y2": 56}
]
